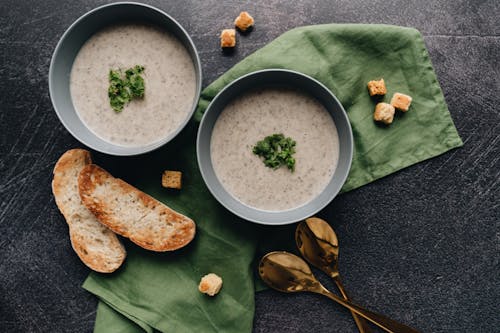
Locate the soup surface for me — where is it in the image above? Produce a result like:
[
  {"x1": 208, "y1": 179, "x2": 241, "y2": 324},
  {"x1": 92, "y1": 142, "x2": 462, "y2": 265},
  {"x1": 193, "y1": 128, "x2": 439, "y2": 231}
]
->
[
  {"x1": 211, "y1": 88, "x2": 339, "y2": 211},
  {"x1": 70, "y1": 24, "x2": 196, "y2": 147}
]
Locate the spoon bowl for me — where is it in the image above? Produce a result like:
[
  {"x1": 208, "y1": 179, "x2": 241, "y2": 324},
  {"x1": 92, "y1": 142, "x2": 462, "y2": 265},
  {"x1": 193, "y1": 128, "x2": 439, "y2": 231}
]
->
[
  {"x1": 296, "y1": 217, "x2": 340, "y2": 278},
  {"x1": 296, "y1": 217, "x2": 372, "y2": 332},
  {"x1": 259, "y1": 251, "x2": 321, "y2": 293}
]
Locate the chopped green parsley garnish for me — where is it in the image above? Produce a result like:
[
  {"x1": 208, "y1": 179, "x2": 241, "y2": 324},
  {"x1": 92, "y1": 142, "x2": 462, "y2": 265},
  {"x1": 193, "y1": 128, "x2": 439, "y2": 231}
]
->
[
  {"x1": 108, "y1": 65, "x2": 145, "y2": 112},
  {"x1": 252, "y1": 133, "x2": 296, "y2": 172}
]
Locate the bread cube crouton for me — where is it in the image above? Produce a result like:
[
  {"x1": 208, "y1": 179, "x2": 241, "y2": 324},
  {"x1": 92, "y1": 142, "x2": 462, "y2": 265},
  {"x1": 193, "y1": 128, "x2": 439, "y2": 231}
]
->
[
  {"x1": 220, "y1": 29, "x2": 236, "y2": 48},
  {"x1": 162, "y1": 170, "x2": 182, "y2": 189},
  {"x1": 234, "y1": 11, "x2": 254, "y2": 31},
  {"x1": 198, "y1": 273, "x2": 223, "y2": 296},
  {"x1": 367, "y1": 79, "x2": 387, "y2": 96},
  {"x1": 374, "y1": 103, "x2": 395, "y2": 125},
  {"x1": 390, "y1": 92, "x2": 412, "y2": 112}
]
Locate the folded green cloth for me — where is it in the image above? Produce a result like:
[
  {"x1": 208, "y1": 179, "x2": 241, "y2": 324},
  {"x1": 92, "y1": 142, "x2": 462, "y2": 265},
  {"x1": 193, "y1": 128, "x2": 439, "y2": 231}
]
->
[{"x1": 84, "y1": 23, "x2": 462, "y2": 333}]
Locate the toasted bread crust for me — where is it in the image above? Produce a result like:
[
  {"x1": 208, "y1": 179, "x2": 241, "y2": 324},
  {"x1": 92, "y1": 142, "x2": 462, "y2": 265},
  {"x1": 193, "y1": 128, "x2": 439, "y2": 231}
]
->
[
  {"x1": 374, "y1": 102, "x2": 395, "y2": 125},
  {"x1": 390, "y1": 92, "x2": 412, "y2": 112},
  {"x1": 78, "y1": 164, "x2": 196, "y2": 252},
  {"x1": 234, "y1": 11, "x2": 254, "y2": 31},
  {"x1": 162, "y1": 170, "x2": 182, "y2": 189},
  {"x1": 52, "y1": 149, "x2": 126, "y2": 273},
  {"x1": 367, "y1": 78, "x2": 387, "y2": 96},
  {"x1": 220, "y1": 29, "x2": 236, "y2": 48}
]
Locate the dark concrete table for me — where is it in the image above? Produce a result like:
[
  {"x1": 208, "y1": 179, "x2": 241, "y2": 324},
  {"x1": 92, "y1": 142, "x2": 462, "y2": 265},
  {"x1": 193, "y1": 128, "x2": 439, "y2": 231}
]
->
[{"x1": 1, "y1": 1, "x2": 498, "y2": 332}]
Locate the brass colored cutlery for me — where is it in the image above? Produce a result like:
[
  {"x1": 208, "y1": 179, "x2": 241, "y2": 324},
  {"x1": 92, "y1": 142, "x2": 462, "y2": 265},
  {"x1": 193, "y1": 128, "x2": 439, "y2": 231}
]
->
[
  {"x1": 296, "y1": 217, "x2": 372, "y2": 333},
  {"x1": 259, "y1": 217, "x2": 420, "y2": 333}
]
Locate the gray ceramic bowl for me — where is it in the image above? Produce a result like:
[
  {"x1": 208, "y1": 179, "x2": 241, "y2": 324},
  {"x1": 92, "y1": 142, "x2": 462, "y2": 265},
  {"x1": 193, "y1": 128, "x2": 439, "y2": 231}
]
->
[
  {"x1": 49, "y1": 2, "x2": 202, "y2": 155},
  {"x1": 197, "y1": 69, "x2": 353, "y2": 225}
]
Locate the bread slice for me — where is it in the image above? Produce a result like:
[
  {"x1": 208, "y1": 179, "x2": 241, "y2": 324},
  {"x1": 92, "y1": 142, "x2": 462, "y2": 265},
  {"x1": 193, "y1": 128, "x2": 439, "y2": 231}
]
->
[
  {"x1": 78, "y1": 164, "x2": 196, "y2": 252},
  {"x1": 52, "y1": 149, "x2": 126, "y2": 273}
]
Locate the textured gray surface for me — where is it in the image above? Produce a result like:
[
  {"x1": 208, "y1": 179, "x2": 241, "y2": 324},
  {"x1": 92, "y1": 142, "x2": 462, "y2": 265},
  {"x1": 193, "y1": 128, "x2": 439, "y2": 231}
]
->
[{"x1": 0, "y1": 0, "x2": 499, "y2": 332}]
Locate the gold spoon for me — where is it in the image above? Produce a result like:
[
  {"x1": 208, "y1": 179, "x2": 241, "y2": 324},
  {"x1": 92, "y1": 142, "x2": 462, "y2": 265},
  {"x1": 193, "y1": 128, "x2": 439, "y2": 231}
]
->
[
  {"x1": 296, "y1": 217, "x2": 372, "y2": 333},
  {"x1": 259, "y1": 251, "x2": 420, "y2": 333}
]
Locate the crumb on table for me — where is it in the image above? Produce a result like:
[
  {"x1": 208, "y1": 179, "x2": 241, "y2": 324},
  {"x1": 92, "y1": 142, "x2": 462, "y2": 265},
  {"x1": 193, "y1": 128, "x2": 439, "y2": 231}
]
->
[
  {"x1": 234, "y1": 11, "x2": 254, "y2": 31},
  {"x1": 162, "y1": 170, "x2": 182, "y2": 189},
  {"x1": 220, "y1": 29, "x2": 236, "y2": 48}
]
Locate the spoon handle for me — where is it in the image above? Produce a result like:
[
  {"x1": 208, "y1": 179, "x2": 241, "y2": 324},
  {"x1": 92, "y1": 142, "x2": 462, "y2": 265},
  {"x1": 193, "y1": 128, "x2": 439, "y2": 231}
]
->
[
  {"x1": 317, "y1": 287, "x2": 420, "y2": 333},
  {"x1": 334, "y1": 278, "x2": 373, "y2": 333}
]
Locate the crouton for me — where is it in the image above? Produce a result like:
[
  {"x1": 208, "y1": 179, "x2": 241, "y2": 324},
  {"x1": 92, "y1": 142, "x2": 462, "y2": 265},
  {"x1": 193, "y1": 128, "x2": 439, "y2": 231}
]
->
[
  {"x1": 367, "y1": 78, "x2": 387, "y2": 96},
  {"x1": 198, "y1": 273, "x2": 223, "y2": 296},
  {"x1": 234, "y1": 11, "x2": 254, "y2": 32},
  {"x1": 162, "y1": 170, "x2": 182, "y2": 189},
  {"x1": 390, "y1": 92, "x2": 412, "y2": 112},
  {"x1": 374, "y1": 102, "x2": 395, "y2": 125},
  {"x1": 220, "y1": 29, "x2": 236, "y2": 48}
]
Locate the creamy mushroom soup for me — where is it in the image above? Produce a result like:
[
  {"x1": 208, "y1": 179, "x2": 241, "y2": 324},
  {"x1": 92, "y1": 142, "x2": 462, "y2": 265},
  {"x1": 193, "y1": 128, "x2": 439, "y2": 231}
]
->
[
  {"x1": 211, "y1": 88, "x2": 339, "y2": 211},
  {"x1": 70, "y1": 24, "x2": 196, "y2": 147}
]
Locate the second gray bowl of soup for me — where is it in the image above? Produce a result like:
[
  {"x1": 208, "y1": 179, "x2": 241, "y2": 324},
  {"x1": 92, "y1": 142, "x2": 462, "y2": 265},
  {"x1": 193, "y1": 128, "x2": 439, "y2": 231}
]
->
[
  {"x1": 49, "y1": 2, "x2": 202, "y2": 155},
  {"x1": 197, "y1": 69, "x2": 353, "y2": 225}
]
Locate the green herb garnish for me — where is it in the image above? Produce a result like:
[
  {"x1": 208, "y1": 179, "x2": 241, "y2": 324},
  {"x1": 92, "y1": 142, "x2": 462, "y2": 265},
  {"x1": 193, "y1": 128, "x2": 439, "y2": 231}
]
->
[
  {"x1": 108, "y1": 65, "x2": 145, "y2": 112},
  {"x1": 252, "y1": 133, "x2": 296, "y2": 172},
  {"x1": 125, "y1": 66, "x2": 145, "y2": 98}
]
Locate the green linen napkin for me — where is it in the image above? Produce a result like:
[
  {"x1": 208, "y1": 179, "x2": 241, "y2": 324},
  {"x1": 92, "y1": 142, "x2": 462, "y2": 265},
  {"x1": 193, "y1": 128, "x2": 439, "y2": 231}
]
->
[{"x1": 84, "y1": 23, "x2": 462, "y2": 333}]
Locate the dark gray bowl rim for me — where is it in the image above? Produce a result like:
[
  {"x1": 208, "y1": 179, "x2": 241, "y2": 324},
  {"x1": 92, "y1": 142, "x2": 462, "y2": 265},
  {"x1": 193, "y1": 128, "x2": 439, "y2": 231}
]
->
[
  {"x1": 49, "y1": 1, "x2": 202, "y2": 156},
  {"x1": 196, "y1": 69, "x2": 353, "y2": 225}
]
